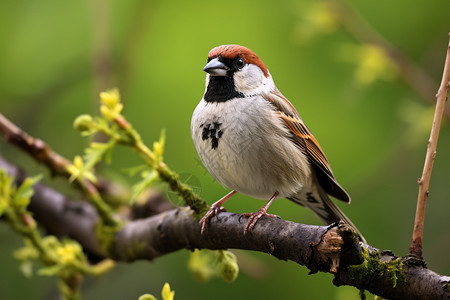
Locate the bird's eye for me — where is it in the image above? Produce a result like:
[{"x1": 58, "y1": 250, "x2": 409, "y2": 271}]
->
[{"x1": 235, "y1": 57, "x2": 246, "y2": 69}]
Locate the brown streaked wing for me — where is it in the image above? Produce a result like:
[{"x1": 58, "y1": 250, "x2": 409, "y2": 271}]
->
[
  {"x1": 263, "y1": 91, "x2": 351, "y2": 203},
  {"x1": 280, "y1": 113, "x2": 333, "y2": 176}
]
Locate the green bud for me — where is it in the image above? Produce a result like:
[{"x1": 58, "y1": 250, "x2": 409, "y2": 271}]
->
[
  {"x1": 138, "y1": 294, "x2": 157, "y2": 300},
  {"x1": 219, "y1": 251, "x2": 239, "y2": 283},
  {"x1": 73, "y1": 114, "x2": 94, "y2": 132}
]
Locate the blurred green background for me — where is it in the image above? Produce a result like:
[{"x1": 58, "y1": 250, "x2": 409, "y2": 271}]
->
[{"x1": 1, "y1": 0, "x2": 449, "y2": 299}]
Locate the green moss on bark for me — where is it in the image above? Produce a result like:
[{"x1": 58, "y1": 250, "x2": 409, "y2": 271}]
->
[{"x1": 346, "y1": 248, "x2": 406, "y2": 290}]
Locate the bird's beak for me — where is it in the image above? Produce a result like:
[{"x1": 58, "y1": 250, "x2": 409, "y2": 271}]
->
[{"x1": 203, "y1": 58, "x2": 229, "y2": 76}]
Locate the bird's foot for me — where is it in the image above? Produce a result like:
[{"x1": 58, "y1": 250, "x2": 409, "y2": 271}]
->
[
  {"x1": 199, "y1": 204, "x2": 227, "y2": 234},
  {"x1": 241, "y1": 210, "x2": 279, "y2": 234}
]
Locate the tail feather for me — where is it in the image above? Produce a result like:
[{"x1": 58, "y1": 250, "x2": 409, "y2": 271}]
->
[{"x1": 288, "y1": 188, "x2": 366, "y2": 244}]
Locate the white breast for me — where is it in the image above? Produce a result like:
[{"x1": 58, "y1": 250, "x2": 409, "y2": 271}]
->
[{"x1": 191, "y1": 96, "x2": 312, "y2": 200}]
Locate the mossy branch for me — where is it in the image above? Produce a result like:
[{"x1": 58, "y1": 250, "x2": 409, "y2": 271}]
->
[
  {"x1": 0, "y1": 112, "x2": 122, "y2": 233},
  {"x1": 74, "y1": 89, "x2": 208, "y2": 217},
  {"x1": 1, "y1": 63, "x2": 449, "y2": 299},
  {"x1": 2, "y1": 152, "x2": 450, "y2": 299},
  {"x1": 0, "y1": 169, "x2": 115, "y2": 300}
]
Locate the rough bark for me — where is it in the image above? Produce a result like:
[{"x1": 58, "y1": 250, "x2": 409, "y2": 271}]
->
[{"x1": 1, "y1": 155, "x2": 450, "y2": 299}]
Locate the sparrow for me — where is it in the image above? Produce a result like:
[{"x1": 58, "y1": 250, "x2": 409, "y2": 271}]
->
[{"x1": 191, "y1": 44, "x2": 365, "y2": 242}]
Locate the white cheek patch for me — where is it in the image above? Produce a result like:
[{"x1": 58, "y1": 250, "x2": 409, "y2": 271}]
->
[{"x1": 234, "y1": 65, "x2": 274, "y2": 95}]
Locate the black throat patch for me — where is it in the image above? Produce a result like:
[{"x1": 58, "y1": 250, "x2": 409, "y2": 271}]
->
[
  {"x1": 204, "y1": 76, "x2": 244, "y2": 102},
  {"x1": 201, "y1": 122, "x2": 223, "y2": 150}
]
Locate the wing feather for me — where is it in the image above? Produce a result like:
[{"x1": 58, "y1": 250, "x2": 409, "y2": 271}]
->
[{"x1": 263, "y1": 90, "x2": 350, "y2": 203}]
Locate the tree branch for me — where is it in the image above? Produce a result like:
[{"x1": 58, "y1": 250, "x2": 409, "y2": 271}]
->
[
  {"x1": 0, "y1": 107, "x2": 208, "y2": 217},
  {"x1": 1, "y1": 34, "x2": 450, "y2": 298},
  {"x1": 409, "y1": 34, "x2": 450, "y2": 259},
  {"x1": 1, "y1": 155, "x2": 449, "y2": 299},
  {"x1": 0, "y1": 155, "x2": 104, "y2": 257},
  {"x1": 0, "y1": 112, "x2": 128, "y2": 208},
  {"x1": 0, "y1": 113, "x2": 70, "y2": 176}
]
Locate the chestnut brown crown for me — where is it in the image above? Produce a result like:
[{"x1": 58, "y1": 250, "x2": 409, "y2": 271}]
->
[{"x1": 207, "y1": 45, "x2": 269, "y2": 78}]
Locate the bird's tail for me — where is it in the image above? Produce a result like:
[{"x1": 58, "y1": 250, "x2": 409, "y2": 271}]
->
[{"x1": 288, "y1": 188, "x2": 366, "y2": 244}]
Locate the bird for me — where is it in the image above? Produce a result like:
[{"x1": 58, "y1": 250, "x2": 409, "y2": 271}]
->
[{"x1": 191, "y1": 44, "x2": 365, "y2": 242}]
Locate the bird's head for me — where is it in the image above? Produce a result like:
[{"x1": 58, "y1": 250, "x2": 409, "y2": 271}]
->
[{"x1": 203, "y1": 45, "x2": 275, "y2": 102}]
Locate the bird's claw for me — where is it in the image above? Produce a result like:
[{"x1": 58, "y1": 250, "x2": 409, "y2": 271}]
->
[
  {"x1": 241, "y1": 211, "x2": 279, "y2": 234},
  {"x1": 199, "y1": 205, "x2": 227, "y2": 234}
]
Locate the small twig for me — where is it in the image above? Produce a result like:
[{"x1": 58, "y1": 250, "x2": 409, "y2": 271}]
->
[
  {"x1": 102, "y1": 95, "x2": 209, "y2": 216},
  {"x1": 0, "y1": 154, "x2": 104, "y2": 256},
  {"x1": 0, "y1": 113, "x2": 127, "y2": 207},
  {"x1": 0, "y1": 113, "x2": 120, "y2": 229},
  {"x1": 0, "y1": 113, "x2": 70, "y2": 175},
  {"x1": 409, "y1": 34, "x2": 450, "y2": 259},
  {"x1": 0, "y1": 157, "x2": 116, "y2": 300}
]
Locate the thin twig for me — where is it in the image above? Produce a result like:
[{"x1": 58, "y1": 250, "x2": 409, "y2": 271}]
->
[
  {"x1": 409, "y1": 34, "x2": 450, "y2": 259},
  {"x1": 0, "y1": 113, "x2": 120, "y2": 228},
  {"x1": 0, "y1": 113, "x2": 128, "y2": 204},
  {"x1": 0, "y1": 113, "x2": 70, "y2": 175}
]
